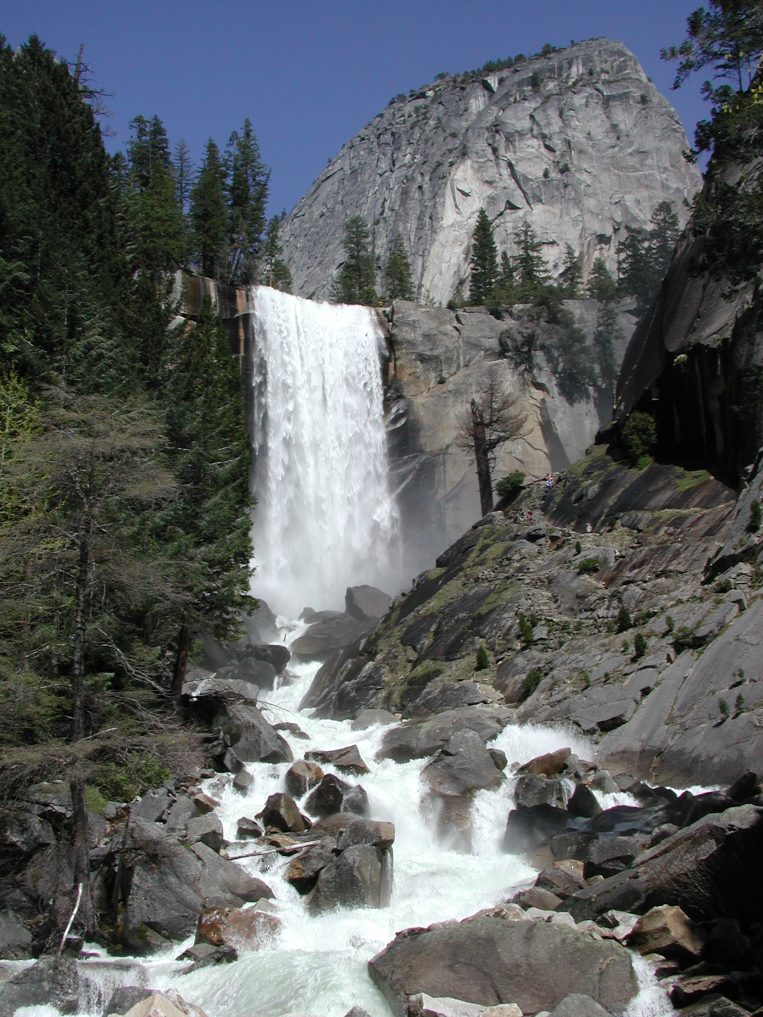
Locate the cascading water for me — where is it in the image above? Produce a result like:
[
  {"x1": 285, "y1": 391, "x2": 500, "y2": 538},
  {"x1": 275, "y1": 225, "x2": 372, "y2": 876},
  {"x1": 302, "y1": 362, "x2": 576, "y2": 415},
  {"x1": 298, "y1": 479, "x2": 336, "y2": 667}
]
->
[
  {"x1": 24, "y1": 290, "x2": 674, "y2": 1017},
  {"x1": 250, "y1": 287, "x2": 401, "y2": 618}
]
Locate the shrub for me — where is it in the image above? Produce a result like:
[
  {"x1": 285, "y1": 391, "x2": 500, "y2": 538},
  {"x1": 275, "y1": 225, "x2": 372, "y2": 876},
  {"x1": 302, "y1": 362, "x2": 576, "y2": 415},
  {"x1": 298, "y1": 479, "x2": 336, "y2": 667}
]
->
[
  {"x1": 475, "y1": 643, "x2": 490, "y2": 671},
  {"x1": 517, "y1": 611, "x2": 535, "y2": 646},
  {"x1": 718, "y1": 698, "x2": 730, "y2": 720},
  {"x1": 521, "y1": 668, "x2": 544, "y2": 700},
  {"x1": 495, "y1": 470, "x2": 525, "y2": 502},
  {"x1": 577, "y1": 557, "x2": 600, "y2": 575},
  {"x1": 632, "y1": 632, "x2": 648, "y2": 660},
  {"x1": 615, "y1": 606, "x2": 633, "y2": 632},
  {"x1": 622, "y1": 411, "x2": 657, "y2": 467},
  {"x1": 575, "y1": 540, "x2": 582, "y2": 554}
]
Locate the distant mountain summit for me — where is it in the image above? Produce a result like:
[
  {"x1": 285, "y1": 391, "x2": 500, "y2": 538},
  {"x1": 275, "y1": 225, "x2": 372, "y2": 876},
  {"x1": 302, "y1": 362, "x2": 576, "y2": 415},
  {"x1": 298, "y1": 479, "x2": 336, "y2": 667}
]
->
[{"x1": 280, "y1": 38, "x2": 700, "y2": 305}]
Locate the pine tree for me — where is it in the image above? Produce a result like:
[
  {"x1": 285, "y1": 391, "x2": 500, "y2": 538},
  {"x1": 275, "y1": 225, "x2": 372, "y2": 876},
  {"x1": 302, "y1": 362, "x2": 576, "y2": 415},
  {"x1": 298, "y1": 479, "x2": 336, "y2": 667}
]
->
[
  {"x1": 587, "y1": 256, "x2": 618, "y2": 300},
  {"x1": 190, "y1": 139, "x2": 229, "y2": 279},
  {"x1": 332, "y1": 216, "x2": 378, "y2": 304},
  {"x1": 172, "y1": 139, "x2": 194, "y2": 216},
  {"x1": 513, "y1": 222, "x2": 550, "y2": 300},
  {"x1": 161, "y1": 300, "x2": 254, "y2": 693},
  {"x1": 384, "y1": 234, "x2": 413, "y2": 300},
  {"x1": 493, "y1": 250, "x2": 516, "y2": 304},
  {"x1": 560, "y1": 244, "x2": 582, "y2": 297},
  {"x1": 262, "y1": 215, "x2": 292, "y2": 292},
  {"x1": 468, "y1": 208, "x2": 499, "y2": 304},
  {"x1": 226, "y1": 118, "x2": 269, "y2": 284}
]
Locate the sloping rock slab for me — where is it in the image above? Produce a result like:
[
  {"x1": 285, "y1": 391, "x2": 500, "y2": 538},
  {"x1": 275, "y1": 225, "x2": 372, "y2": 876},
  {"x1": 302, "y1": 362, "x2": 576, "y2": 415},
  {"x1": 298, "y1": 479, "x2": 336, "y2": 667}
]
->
[
  {"x1": 379, "y1": 705, "x2": 511, "y2": 763},
  {"x1": 0, "y1": 956, "x2": 79, "y2": 1013},
  {"x1": 346, "y1": 585, "x2": 392, "y2": 622},
  {"x1": 368, "y1": 917, "x2": 638, "y2": 1017},
  {"x1": 563, "y1": 804, "x2": 763, "y2": 923},
  {"x1": 291, "y1": 613, "x2": 371, "y2": 659}
]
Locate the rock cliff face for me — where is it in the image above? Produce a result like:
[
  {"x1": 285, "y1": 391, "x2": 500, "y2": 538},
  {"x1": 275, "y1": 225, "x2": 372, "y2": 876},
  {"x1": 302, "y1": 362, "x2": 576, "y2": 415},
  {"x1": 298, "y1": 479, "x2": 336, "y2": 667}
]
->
[
  {"x1": 385, "y1": 298, "x2": 634, "y2": 575},
  {"x1": 615, "y1": 162, "x2": 762, "y2": 482},
  {"x1": 302, "y1": 450, "x2": 763, "y2": 786},
  {"x1": 280, "y1": 38, "x2": 699, "y2": 306}
]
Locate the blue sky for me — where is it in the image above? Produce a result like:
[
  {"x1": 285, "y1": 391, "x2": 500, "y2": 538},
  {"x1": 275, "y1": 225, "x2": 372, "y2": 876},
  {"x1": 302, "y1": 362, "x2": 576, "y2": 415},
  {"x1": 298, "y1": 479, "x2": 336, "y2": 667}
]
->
[{"x1": 3, "y1": 1, "x2": 708, "y2": 217}]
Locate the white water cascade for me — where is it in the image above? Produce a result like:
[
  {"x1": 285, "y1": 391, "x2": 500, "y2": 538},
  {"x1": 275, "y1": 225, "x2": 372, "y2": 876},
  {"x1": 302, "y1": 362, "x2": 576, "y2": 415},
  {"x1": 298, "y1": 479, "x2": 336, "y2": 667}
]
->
[
  {"x1": 250, "y1": 287, "x2": 401, "y2": 618},
  {"x1": 13, "y1": 291, "x2": 672, "y2": 1017}
]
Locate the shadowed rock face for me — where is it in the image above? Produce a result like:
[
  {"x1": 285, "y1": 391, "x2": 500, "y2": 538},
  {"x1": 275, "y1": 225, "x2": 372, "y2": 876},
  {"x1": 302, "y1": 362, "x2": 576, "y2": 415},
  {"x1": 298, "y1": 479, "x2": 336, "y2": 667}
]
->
[{"x1": 280, "y1": 38, "x2": 698, "y2": 306}]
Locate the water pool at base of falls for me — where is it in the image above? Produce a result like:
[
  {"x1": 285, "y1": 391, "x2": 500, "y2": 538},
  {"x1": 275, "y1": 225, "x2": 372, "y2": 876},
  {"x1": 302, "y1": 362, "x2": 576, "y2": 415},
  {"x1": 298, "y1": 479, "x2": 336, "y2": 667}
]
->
[{"x1": 15, "y1": 632, "x2": 671, "y2": 1017}]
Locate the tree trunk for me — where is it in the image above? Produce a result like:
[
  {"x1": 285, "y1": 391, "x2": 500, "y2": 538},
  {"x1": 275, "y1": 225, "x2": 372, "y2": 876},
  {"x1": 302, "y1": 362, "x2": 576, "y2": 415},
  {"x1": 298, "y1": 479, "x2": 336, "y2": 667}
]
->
[
  {"x1": 68, "y1": 507, "x2": 95, "y2": 935},
  {"x1": 471, "y1": 400, "x2": 493, "y2": 517},
  {"x1": 171, "y1": 622, "x2": 192, "y2": 698}
]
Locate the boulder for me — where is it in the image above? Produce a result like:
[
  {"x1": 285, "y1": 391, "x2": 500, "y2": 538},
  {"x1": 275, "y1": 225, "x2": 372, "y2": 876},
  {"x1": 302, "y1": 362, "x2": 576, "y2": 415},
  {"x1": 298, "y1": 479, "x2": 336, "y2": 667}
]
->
[
  {"x1": 176, "y1": 942, "x2": 238, "y2": 969},
  {"x1": 119, "y1": 817, "x2": 273, "y2": 953},
  {"x1": 504, "y1": 805, "x2": 570, "y2": 853},
  {"x1": 185, "y1": 813, "x2": 225, "y2": 853},
  {"x1": 422, "y1": 730, "x2": 504, "y2": 797},
  {"x1": 368, "y1": 917, "x2": 638, "y2": 1016},
  {"x1": 308, "y1": 843, "x2": 392, "y2": 912},
  {"x1": 117, "y1": 991, "x2": 210, "y2": 1017},
  {"x1": 352, "y1": 709, "x2": 397, "y2": 730},
  {"x1": 0, "y1": 908, "x2": 32, "y2": 959},
  {"x1": 291, "y1": 613, "x2": 371, "y2": 659},
  {"x1": 236, "y1": 817, "x2": 263, "y2": 839},
  {"x1": 513, "y1": 775, "x2": 571, "y2": 811},
  {"x1": 248, "y1": 642, "x2": 291, "y2": 674},
  {"x1": 217, "y1": 656, "x2": 277, "y2": 691},
  {"x1": 626, "y1": 904, "x2": 705, "y2": 962},
  {"x1": 408, "y1": 994, "x2": 487, "y2": 1017},
  {"x1": 195, "y1": 905, "x2": 281, "y2": 951},
  {"x1": 104, "y1": 986, "x2": 156, "y2": 1015},
  {"x1": 256, "y1": 792, "x2": 310, "y2": 833},
  {"x1": 518, "y1": 748, "x2": 572, "y2": 777},
  {"x1": 0, "y1": 810, "x2": 56, "y2": 856},
  {"x1": 548, "y1": 994, "x2": 612, "y2": 1017},
  {"x1": 286, "y1": 843, "x2": 338, "y2": 894},
  {"x1": 346, "y1": 585, "x2": 392, "y2": 622},
  {"x1": 131, "y1": 788, "x2": 174, "y2": 823},
  {"x1": 0, "y1": 956, "x2": 79, "y2": 1013},
  {"x1": 379, "y1": 706, "x2": 511, "y2": 763},
  {"x1": 563, "y1": 805, "x2": 763, "y2": 923},
  {"x1": 305, "y1": 774, "x2": 369, "y2": 819},
  {"x1": 305, "y1": 744, "x2": 370, "y2": 775},
  {"x1": 285, "y1": 760, "x2": 325, "y2": 797}
]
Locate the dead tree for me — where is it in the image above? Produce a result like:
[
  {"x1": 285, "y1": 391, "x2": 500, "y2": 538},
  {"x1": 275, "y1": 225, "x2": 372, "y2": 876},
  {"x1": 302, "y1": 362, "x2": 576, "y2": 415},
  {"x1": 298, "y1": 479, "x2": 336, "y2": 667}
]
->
[{"x1": 456, "y1": 369, "x2": 527, "y2": 516}]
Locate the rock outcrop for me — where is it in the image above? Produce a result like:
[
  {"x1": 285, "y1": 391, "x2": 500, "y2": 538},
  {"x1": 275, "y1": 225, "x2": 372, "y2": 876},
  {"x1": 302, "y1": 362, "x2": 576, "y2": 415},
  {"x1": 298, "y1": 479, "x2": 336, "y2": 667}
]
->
[{"x1": 280, "y1": 39, "x2": 699, "y2": 305}]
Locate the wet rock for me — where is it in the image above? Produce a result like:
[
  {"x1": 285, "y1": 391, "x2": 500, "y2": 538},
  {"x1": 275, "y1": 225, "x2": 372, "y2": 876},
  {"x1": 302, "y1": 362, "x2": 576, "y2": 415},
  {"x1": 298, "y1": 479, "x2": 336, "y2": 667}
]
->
[
  {"x1": 248, "y1": 642, "x2": 291, "y2": 674},
  {"x1": 104, "y1": 986, "x2": 157, "y2": 1015},
  {"x1": 626, "y1": 904, "x2": 705, "y2": 963},
  {"x1": 563, "y1": 805, "x2": 763, "y2": 923},
  {"x1": 285, "y1": 760, "x2": 325, "y2": 797},
  {"x1": 292, "y1": 613, "x2": 371, "y2": 659},
  {"x1": 512, "y1": 887, "x2": 563, "y2": 910},
  {"x1": 235, "y1": 817, "x2": 263, "y2": 839},
  {"x1": 0, "y1": 956, "x2": 79, "y2": 1013},
  {"x1": 217, "y1": 656, "x2": 277, "y2": 691},
  {"x1": 118, "y1": 816, "x2": 273, "y2": 953},
  {"x1": 346, "y1": 585, "x2": 392, "y2": 622},
  {"x1": 584, "y1": 836, "x2": 642, "y2": 878},
  {"x1": 567, "y1": 785, "x2": 601, "y2": 819},
  {"x1": 286, "y1": 842, "x2": 338, "y2": 894},
  {"x1": 514, "y1": 775, "x2": 571, "y2": 811},
  {"x1": 517, "y1": 748, "x2": 572, "y2": 778},
  {"x1": 408, "y1": 994, "x2": 486, "y2": 1017},
  {"x1": 185, "y1": 814, "x2": 224, "y2": 853},
  {"x1": 308, "y1": 843, "x2": 393, "y2": 912},
  {"x1": 305, "y1": 774, "x2": 368, "y2": 818},
  {"x1": 256, "y1": 793, "x2": 310, "y2": 833},
  {"x1": 274, "y1": 721, "x2": 310, "y2": 739},
  {"x1": 669, "y1": 975, "x2": 735, "y2": 1008},
  {"x1": 379, "y1": 706, "x2": 511, "y2": 763},
  {"x1": 548, "y1": 993, "x2": 612, "y2": 1017},
  {"x1": 306, "y1": 744, "x2": 370, "y2": 775},
  {"x1": 504, "y1": 804, "x2": 570, "y2": 853},
  {"x1": 535, "y1": 866, "x2": 586, "y2": 899},
  {"x1": 117, "y1": 990, "x2": 210, "y2": 1017},
  {"x1": 352, "y1": 709, "x2": 398, "y2": 730},
  {"x1": 175, "y1": 942, "x2": 237, "y2": 969},
  {"x1": 195, "y1": 905, "x2": 282, "y2": 951},
  {"x1": 368, "y1": 917, "x2": 638, "y2": 1016},
  {"x1": 423, "y1": 730, "x2": 504, "y2": 797},
  {"x1": 232, "y1": 770, "x2": 253, "y2": 794},
  {"x1": 0, "y1": 909, "x2": 32, "y2": 959}
]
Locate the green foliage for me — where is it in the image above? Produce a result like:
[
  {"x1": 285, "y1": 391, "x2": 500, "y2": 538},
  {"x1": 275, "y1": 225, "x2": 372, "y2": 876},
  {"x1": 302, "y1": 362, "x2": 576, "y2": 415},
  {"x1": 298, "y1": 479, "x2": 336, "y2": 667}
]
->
[
  {"x1": 593, "y1": 299, "x2": 622, "y2": 387},
  {"x1": 662, "y1": 3, "x2": 763, "y2": 289},
  {"x1": 632, "y1": 632, "x2": 648, "y2": 659},
  {"x1": 495, "y1": 470, "x2": 525, "y2": 502},
  {"x1": 190, "y1": 140, "x2": 229, "y2": 279},
  {"x1": 469, "y1": 208, "x2": 499, "y2": 304},
  {"x1": 521, "y1": 668, "x2": 544, "y2": 700},
  {"x1": 332, "y1": 216, "x2": 378, "y2": 304},
  {"x1": 559, "y1": 244, "x2": 582, "y2": 297},
  {"x1": 511, "y1": 222, "x2": 550, "y2": 300},
  {"x1": 226, "y1": 118, "x2": 269, "y2": 284},
  {"x1": 575, "y1": 540, "x2": 582, "y2": 554},
  {"x1": 621, "y1": 411, "x2": 657, "y2": 466},
  {"x1": 718, "y1": 697, "x2": 730, "y2": 719},
  {"x1": 618, "y1": 202, "x2": 680, "y2": 316},
  {"x1": 475, "y1": 643, "x2": 490, "y2": 671},
  {"x1": 263, "y1": 214, "x2": 292, "y2": 292},
  {"x1": 587, "y1": 257, "x2": 618, "y2": 301},
  {"x1": 516, "y1": 611, "x2": 535, "y2": 646},
  {"x1": 615, "y1": 605, "x2": 633, "y2": 632},
  {"x1": 577, "y1": 557, "x2": 601, "y2": 575},
  {"x1": 384, "y1": 234, "x2": 413, "y2": 300}
]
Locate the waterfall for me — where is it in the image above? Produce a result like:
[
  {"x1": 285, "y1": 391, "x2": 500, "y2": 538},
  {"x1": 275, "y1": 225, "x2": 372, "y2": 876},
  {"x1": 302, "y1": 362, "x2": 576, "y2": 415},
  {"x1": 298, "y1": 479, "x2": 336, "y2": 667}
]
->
[{"x1": 250, "y1": 287, "x2": 400, "y2": 619}]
